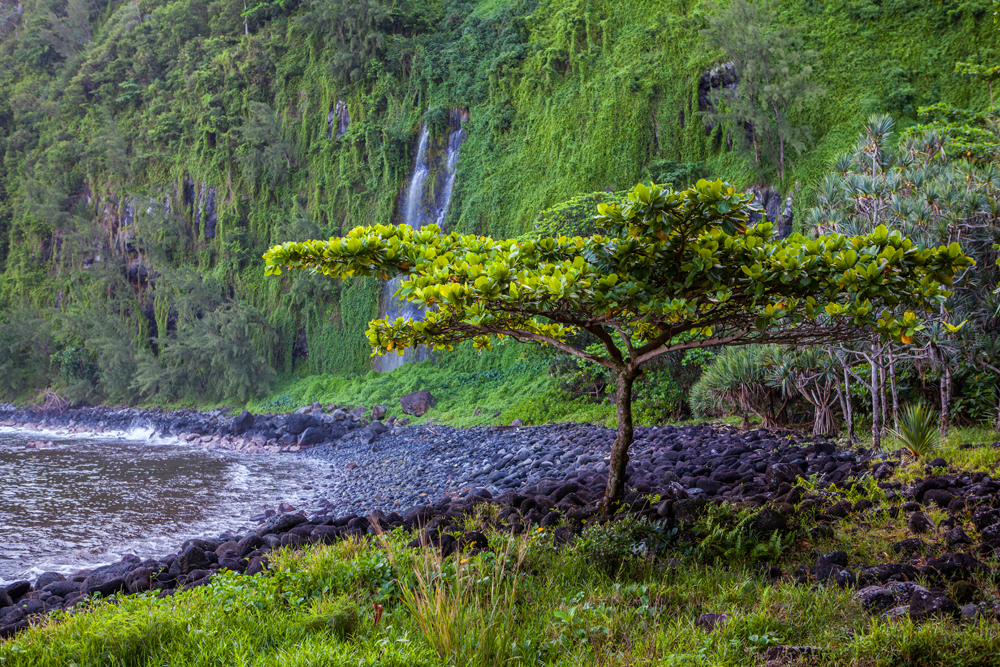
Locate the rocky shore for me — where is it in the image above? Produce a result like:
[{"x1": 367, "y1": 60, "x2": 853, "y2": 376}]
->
[{"x1": 4, "y1": 402, "x2": 1000, "y2": 641}]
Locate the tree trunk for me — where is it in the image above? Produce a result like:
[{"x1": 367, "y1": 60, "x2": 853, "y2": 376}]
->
[
  {"x1": 603, "y1": 372, "x2": 636, "y2": 514},
  {"x1": 837, "y1": 368, "x2": 856, "y2": 443},
  {"x1": 940, "y1": 364, "x2": 952, "y2": 436},
  {"x1": 878, "y1": 354, "x2": 888, "y2": 429},
  {"x1": 888, "y1": 346, "x2": 900, "y2": 431},
  {"x1": 813, "y1": 403, "x2": 837, "y2": 436},
  {"x1": 871, "y1": 345, "x2": 883, "y2": 449}
]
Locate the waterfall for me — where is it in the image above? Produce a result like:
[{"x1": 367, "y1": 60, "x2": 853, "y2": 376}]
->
[
  {"x1": 435, "y1": 121, "x2": 466, "y2": 227},
  {"x1": 374, "y1": 111, "x2": 467, "y2": 373},
  {"x1": 403, "y1": 126, "x2": 432, "y2": 229}
]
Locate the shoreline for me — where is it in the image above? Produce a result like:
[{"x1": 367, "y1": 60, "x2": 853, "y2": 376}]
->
[{"x1": 2, "y1": 412, "x2": 899, "y2": 640}]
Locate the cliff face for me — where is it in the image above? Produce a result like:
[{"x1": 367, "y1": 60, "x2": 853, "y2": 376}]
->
[{"x1": 0, "y1": 0, "x2": 995, "y2": 400}]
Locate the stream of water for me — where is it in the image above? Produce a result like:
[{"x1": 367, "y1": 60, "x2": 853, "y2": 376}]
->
[
  {"x1": 375, "y1": 114, "x2": 467, "y2": 373},
  {"x1": 0, "y1": 427, "x2": 331, "y2": 583}
]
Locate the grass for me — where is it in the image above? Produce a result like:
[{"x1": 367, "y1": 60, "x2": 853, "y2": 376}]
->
[{"x1": 6, "y1": 472, "x2": 1000, "y2": 667}]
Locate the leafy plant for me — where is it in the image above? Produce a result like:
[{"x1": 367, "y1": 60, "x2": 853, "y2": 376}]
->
[
  {"x1": 695, "y1": 505, "x2": 788, "y2": 564},
  {"x1": 266, "y1": 180, "x2": 970, "y2": 510},
  {"x1": 889, "y1": 403, "x2": 942, "y2": 458}
]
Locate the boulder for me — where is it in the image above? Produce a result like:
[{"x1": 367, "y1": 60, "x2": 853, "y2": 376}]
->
[
  {"x1": 284, "y1": 413, "x2": 319, "y2": 436},
  {"x1": 922, "y1": 489, "x2": 954, "y2": 508},
  {"x1": 909, "y1": 587, "x2": 959, "y2": 621},
  {"x1": 400, "y1": 390, "x2": 435, "y2": 416},
  {"x1": 215, "y1": 541, "x2": 240, "y2": 558},
  {"x1": 87, "y1": 577, "x2": 127, "y2": 597},
  {"x1": 297, "y1": 427, "x2": 326, "y2": 447},
  {"x1": 230, "y1": 410, "x2": 255, "y2": 435},
  {"x1": 255, "y1": 511, "x2": 307, "y2": 537},
  {"x1": 237, "y1": 534, "x2": 266, "y2": 557},
  {"x1": 856, "y1": 586, "x2": 894, "y2": 611},
  {"x1": 0, "y1": 589, "x2": 11, "y2": 609},
  {"x1": 371, "y1": 405, "x2": 386, "y2": 420},
  {"x1": 4, "y1": 582, "x2": 30, "y2": 603},
  {"x1": 945, "y1": 526, "x2": 971, "y2": 548},
  {"x1": 178, "y1": 545, "x2": 210, "y2": 573},
  {"x1": 82, "y1": 556, "x2": 141, "y2": 591},
  {"x1": 765, "y1": 463, "x2": 802, "y2": 488},
  {"x1": 815, "y1": 551, "x2": 849, "y2": 581},
  {"x1": 35, "y1": 572, "x2": 65, "y2": 590},
  {"x1": 746, "y1": 508, "x2": 787, "y2": 536},
  {"x1": 125, "y1": 568, "x2": 154, "y2": 594},
  {"x1": 42, "y1": 580, "x2": 82, "y2": 598}
]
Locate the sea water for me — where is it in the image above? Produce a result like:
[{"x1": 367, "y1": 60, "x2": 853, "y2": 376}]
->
[{"x1": 0, "y1": 427, "x2": 329, "y2": 583}]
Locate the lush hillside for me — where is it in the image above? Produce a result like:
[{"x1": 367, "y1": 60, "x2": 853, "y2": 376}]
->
[{"x1": 0, "y1": 0, "x2": 997, "y2": 404}]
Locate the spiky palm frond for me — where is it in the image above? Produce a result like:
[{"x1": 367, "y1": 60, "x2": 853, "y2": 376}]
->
[{"x1": 889, "y1": 404, "x2": 941, "y2": 458}]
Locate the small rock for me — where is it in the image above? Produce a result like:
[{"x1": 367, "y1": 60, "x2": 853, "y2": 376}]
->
[
  {"x1": 856, "y1": 586, "x2": 894, "y2": 611},
  {"x1": 909, "y1": 588, "x2": 959, "y2": 621},
  {"x1": 907, "y1": 511, "x2": 934, "y2": 534},
  {"x1": 695, "y1": 613, "x2": 730, "y2": 632}
]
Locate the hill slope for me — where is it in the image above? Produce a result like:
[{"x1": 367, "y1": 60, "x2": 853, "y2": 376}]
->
[{"x1": 0, "y1": 0, "x2": 996, "y2": 402}]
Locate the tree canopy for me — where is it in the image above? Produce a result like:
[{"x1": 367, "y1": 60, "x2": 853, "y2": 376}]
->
[{"x1": 270, "y1": 178, "x2": 971, "y2": 508}]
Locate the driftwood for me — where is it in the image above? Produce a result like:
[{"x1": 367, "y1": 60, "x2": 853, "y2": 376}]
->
[{"x1": 39, "y1": 390, "x2": 69, "y2": 414}]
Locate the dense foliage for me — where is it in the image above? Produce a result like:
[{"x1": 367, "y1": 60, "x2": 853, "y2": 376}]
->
[
  {"x1": 265, "y1": 179, "x2": 971, "y2": 505},
  {"x1": 0, "y1": 0, "x2": 997, "y2": 404}
]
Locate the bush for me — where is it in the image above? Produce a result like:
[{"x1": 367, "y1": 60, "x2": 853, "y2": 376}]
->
[{"x1": 889, "y1": 403, "x2": 941, "y2": 458}]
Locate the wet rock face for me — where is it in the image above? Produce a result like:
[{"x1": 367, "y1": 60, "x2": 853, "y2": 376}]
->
[
  {"x1": 698, "y1": 62, "x2": 738, "y2": 113},
  {"x1": 328, "y1": 100, "x2": 349, "y2": 138}
]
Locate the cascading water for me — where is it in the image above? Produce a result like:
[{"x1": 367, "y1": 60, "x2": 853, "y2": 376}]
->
[
  {"x1": 374, "y1": 110, "x2": 467, "y2": 373},
  {"x1": 403, "y1": 126, "x2": 432, "y2": 229},
  {"x1": 435, "y1": 119, "x2": 466, "y2": 227}
]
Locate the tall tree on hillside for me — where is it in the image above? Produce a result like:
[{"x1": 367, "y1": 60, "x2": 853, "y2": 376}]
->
[
  {"x1": 806, "y1": 115, "x2": 1000, "y2": 435},
  {"x1": 265, "y1": 180, "x2": 970, "y2": 510},
  {"x1": 295, "y1": 0, "x2": 389, "y2": 84},
  {"x1": 701, "y1": 0, "x2": 824, "y2": 183}
]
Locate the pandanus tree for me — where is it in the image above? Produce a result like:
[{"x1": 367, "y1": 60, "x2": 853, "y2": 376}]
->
[{"x1": 264, "y1": 179, "x2": 971, "y2": 511}]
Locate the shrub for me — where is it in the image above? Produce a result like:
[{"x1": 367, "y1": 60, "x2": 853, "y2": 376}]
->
[{"x1": 889, "y1": 403, "x2": 941, "y2": 458}]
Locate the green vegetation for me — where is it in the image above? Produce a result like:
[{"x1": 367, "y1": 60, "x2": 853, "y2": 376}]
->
[
  {"x1": 6, "y1": 433, "x2": 1000, "y2": 667},
  {"x1": 265, "y1": 177, "x2": 969, "y2": 507},
  {"x1": 888, "y1": 403, "x2": 942, "y2": 459},
  {"x1": 1, "y1": 0, "x2": 999, "y2": 408}
]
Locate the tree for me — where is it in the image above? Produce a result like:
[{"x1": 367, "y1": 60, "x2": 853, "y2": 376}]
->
[
  {"x1": 294, "y1": 0, "x2": 389, "y2": 85},
  {"x1": 806, "y1": 114, "x2": 1000, "y2": 435},
  {"x1": 956, "y1": 62, "x2": 1000, "y2": 106},
  {"x1": 701, "y1": 0, "x2": 824, "y2": 182},
  {"x1": 265, "y1": 179, "x2": 970, "y2": 510}
]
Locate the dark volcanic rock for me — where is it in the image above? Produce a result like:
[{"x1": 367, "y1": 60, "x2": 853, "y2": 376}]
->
[
  {"x1": 285, "y1": 414, "x2": 319, "y2": 436},
  {"x1": 747, "y1": 508, "x2": 787, "y2": 536},
  {"x1": 856, "y1": 586, "x2": 895, "y2": 611},
  {"x1": 87, "y1": 577, "x2": 127, "y2": 597},
  {"x1": 297, "y1": 427, "x2": 326, "y2": 447},
  {"x1": 230, "y1": 409, "x2": 255, "y2": 435},
  {"x1": 34, "y1": 572, "x2": 65, "y2": 590},
  {"x1": 256, "y1": 512, "x2": 307, "y2": 537},
  {"x1": 907, "y1": 511, "x2": 934, "y2": 534},
  {"x1": 765, "y1": 463, "x2": 803, "y2": 488},
  {"x1": 42, "y1": 580, "x2": 82, "y2": 598},
  {"x1": 178, "y1": 545, "x2": 210, "y2": 573},
  {"x1": 4, "y1": 581, "x2": 30, "y2": 603},
  {"x1": 909, "y1": 588, "x2": 959, "y2": 621}
]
